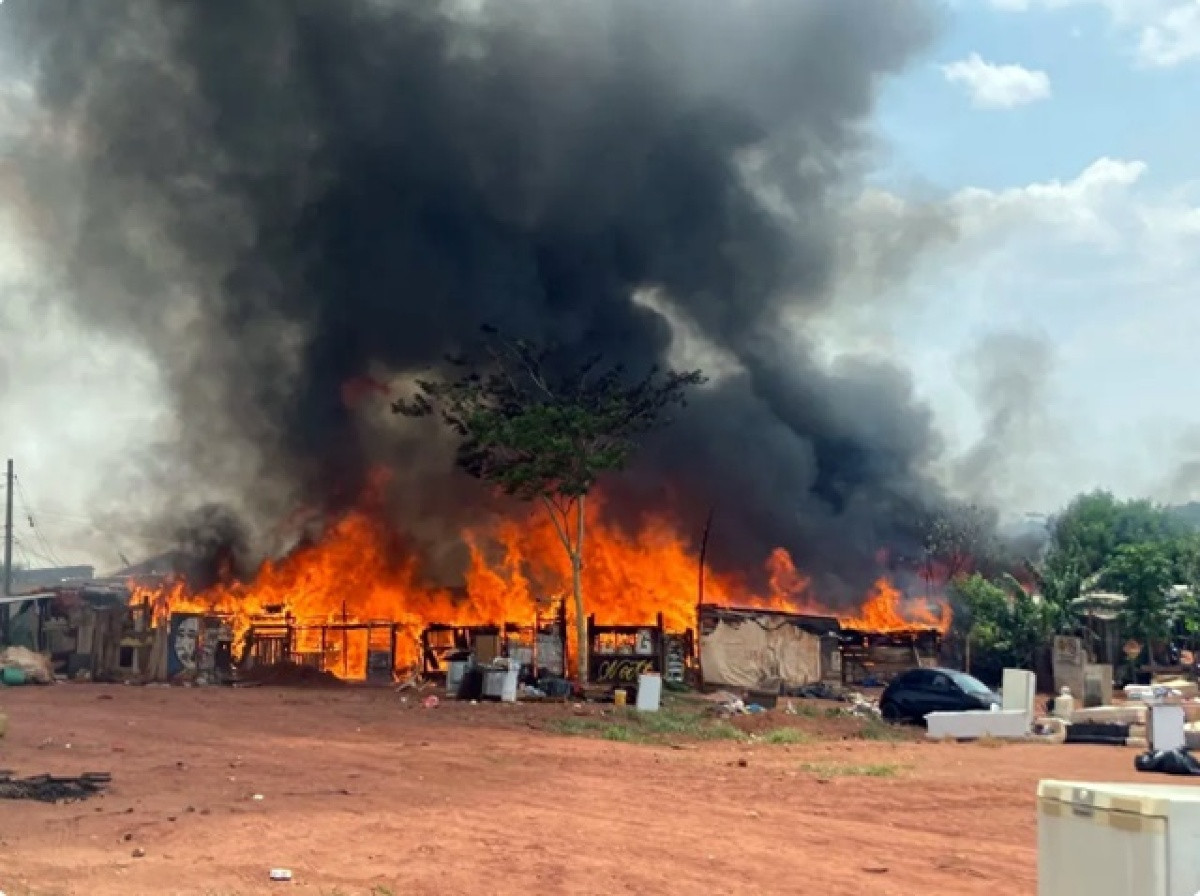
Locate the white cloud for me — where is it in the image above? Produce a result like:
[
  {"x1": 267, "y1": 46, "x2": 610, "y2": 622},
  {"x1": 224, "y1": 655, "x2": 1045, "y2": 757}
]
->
[
  {"x1": 809, "y1": 158, "x2": 1200, "y2": 513},
  {"x1": 990, "y1": 0, "x2": 1200, "y2": 67},
  {"x1": 941, "y1": 53, "x2": 1052, "y2": 108}
]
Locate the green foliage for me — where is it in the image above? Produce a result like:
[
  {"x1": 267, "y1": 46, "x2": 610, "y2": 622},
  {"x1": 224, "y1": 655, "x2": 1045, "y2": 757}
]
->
[
  {"x1": 398, "y1": 327, "x2": 705, "y2": 505},
  {"x1": 952, "y1": 572, "x2": 1051, "y2": 677},
  {"x1": 797, "y1": 761, "x2": 905, "y2": 778},
  {"x1": 1048, "y1": 491, "x2": 1187, "y2": 579},
  {"x1": 548, "y1": 704, "x2": 744, "y2": 744},
  {"x1": 760, "y1": 727, "x2": 813, "y2": 745},
  {"x1": 1102, "y1": 541, "x2": 1175, "y2": 653}
]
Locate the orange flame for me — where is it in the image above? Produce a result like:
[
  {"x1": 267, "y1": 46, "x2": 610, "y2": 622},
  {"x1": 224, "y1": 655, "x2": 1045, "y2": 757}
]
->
[{"x1": 132, "y1": 487, "x2": 951, "y2": 679}]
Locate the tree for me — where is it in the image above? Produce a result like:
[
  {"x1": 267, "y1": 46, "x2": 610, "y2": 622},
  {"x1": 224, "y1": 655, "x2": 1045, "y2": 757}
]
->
[
  {"x1": 1048, "y1": 491, "x2": 1186, "y2": 579},
  {"x1": 952, "y1": 573, "x2": 1009, "y2": 678},
  {"x1": 997, "y1": 573, "x2": 1054, "y2": 671},
  {"x1": 918, "y1": 502, "x2": 994, "y2": 593},
  {"x1": 951, "y1": 572, "x2": 1049, "y2": 681},
  {"x1": 398, "y1": 327, "x2": 705, "y2": 683},
  {"x1": 1024, "y1": 550, "x2": 1084, "y2": 637},
  {"x1": 1102, "y1": 541, "x2": 1175, "y2": 675}
]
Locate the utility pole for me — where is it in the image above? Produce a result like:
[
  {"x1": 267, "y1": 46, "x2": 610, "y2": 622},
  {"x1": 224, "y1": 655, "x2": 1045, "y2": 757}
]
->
[
  {"x1": 4, "y1": 459, "x2": 12, "y2": 596},
  {"x1": 2, "y1": 458, "x2": 11, "y2": 642}
]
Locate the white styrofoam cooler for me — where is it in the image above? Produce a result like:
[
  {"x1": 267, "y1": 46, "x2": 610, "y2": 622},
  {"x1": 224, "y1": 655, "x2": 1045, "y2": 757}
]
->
[{"x1": 1039, "y1": 779, "x2": 1200, "y2": 896}]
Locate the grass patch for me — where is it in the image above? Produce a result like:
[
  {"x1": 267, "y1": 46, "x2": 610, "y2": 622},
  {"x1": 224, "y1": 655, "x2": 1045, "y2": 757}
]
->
[
  {"x1": 547, "y1": 700, "x2": 745, "y2": 745},
  {"x1": 856, "y1": 717, "x2": 907, "y2": 742},
  {"x1": 798, "y1": 761, "x2": 905, "y2": 778},
  {"x1": 760, "y1": 727, "x2": 813, "y2": 745}
]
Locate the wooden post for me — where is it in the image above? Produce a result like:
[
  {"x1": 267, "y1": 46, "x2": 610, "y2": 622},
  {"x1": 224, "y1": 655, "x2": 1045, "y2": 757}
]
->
[
  {"x1": 695, "y1": 508, "x2": 714, "y2": 689},
  {"x1": 656, "y1": 611, "x2": 666, "y2": 678},
  {"x1": 586, "y1": 614, "x2": 595, "y2": 683},
  {"x1": 341, "y1": 601, "x2": 348, "y2": 679},
  {"x1": 389, "y1": 624, "x2": 397, "y2": 678}
]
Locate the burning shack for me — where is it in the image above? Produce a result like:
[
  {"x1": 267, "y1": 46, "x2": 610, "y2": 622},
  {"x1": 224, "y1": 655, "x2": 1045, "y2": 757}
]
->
[{"x1": 838, "y1": 626, "x2": 943, "y2": 685}]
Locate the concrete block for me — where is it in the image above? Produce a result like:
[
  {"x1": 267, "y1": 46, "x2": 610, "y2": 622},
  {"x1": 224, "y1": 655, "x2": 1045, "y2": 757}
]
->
[{"x1": 926, "y1": 709, "x2": 1030, "y2": 740}]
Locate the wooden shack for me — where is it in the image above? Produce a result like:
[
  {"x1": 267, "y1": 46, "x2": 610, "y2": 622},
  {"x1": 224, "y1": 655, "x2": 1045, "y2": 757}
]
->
[
  {"x1": 697, "y1": 604, "x2": 841, "y2": 691},
  {"x1": 838, "y1": 628, "x2": 942, "y2": 685}
]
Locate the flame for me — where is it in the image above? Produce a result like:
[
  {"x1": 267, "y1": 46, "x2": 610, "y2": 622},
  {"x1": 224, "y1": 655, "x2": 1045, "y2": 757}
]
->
[{"x1": 132, "y1": 486, "x2": 951, "y2": 680}]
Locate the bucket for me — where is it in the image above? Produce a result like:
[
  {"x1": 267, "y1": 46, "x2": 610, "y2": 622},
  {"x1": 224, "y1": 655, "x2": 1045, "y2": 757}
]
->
[
  {"x1": 2, "y1": 667, "x2": 26, "y2": 687},
  {"x1": 613, "y1": 689, "x2": 627, "y2": 707},
  {"x1": 635, "y1": 672, "x2": 662, "y2": 712}
]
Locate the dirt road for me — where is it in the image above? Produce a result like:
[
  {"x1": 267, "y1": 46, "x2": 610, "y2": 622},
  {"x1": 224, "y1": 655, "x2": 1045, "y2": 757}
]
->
[{"x1": 0, "y1": 685, "x2": 1152, "y2": 895}]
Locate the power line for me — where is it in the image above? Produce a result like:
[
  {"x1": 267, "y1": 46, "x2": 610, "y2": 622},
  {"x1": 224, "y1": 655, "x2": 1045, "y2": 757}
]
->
[
  {"x1": 13, "y1": 476, "x2": 68, "y2": 567},
  {"x1": 11, "y1": 507, "x2": 176, "y2": 548}
]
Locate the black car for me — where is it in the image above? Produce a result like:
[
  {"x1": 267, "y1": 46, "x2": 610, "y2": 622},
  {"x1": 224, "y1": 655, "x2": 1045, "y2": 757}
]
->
[{"x1": 878, "y1": 667, "x2": 1000, "y2": 723}]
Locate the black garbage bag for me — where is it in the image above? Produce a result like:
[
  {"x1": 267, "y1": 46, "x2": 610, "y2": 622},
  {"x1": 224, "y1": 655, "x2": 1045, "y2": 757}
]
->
[{"x1": 1135, "y1": 748, "x2": 1200, "y2": 776}]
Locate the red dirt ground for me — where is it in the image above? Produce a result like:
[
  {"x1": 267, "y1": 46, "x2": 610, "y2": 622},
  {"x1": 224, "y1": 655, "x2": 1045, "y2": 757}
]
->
[{"x1": 0, "y1": 684, "x2": 1163, "y2": 895}]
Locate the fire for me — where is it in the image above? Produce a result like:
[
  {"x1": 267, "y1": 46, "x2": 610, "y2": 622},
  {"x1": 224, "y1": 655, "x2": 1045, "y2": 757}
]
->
[{"x1": 131, "y1": 487, "x2": 951, "y2": 679}]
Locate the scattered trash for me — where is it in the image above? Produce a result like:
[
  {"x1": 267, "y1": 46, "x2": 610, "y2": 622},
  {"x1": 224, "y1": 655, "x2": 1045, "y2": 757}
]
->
[
  {"x1": 131, "y1": 848, "x2": 146, "y2": 858},
  {"x1": 844, "y1": 693, "x2": 881, "y2": 719},
  {"x1": 252, "y1": 793, "x2": 265, "y2": 801},
  {"x1": 745, "y1": 703, "x2": 765, "y2": 714},
  {"x1": 394, "y1": 673, "x2": 425, "y2": 692},
  {"x1": 521, "y1": 684, "x2": 547, "y2": 699},
  {"x1": 0, "y1": 647, "x2": 53, "y2": 685},
  {"x1": 0, "y1": 771, "x2": 111, "y2": 803},
  {"x1": 421, "y1": 695, "x2": 439, "y2": 709},
  {"x1": 269, "y1": 869, "x2": 293, "y2": 882},
  {"x1": 1136, "y1": 747, "x2": 1200, "y2": 776},
  {"x1": 788, "y1": 682, "x2": 843, "y2": 701},
  {"x1": 708, "y1": 692, "x2": 747, "y2": 717}
]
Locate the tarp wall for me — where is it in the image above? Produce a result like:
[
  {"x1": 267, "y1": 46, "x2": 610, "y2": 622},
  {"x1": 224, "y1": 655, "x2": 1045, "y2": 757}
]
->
[{"x1": 700, "y1": 617, "x2": 822, "y2": 689}]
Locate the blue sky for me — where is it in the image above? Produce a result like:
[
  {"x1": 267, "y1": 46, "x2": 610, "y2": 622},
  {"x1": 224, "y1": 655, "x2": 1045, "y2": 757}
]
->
[
  {"x1": 833, "y1": 0, "x2": 1200, "y2": 514},
  {"x1": 879, "y1": 2, "x2": 1198, "y2": 191}
]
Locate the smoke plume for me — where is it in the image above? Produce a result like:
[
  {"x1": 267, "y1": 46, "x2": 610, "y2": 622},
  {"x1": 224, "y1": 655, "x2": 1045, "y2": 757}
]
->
[
  {"x1": 953, "y1": 330, "x2": 1057, "y2": 511},
  {"x1": 3, "y1": 0, "x2": 956, "y2": 600}
]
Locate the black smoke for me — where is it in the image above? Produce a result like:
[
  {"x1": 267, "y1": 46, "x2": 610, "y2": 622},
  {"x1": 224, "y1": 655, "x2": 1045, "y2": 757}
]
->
[{"x1": 5, "y1": 0, "x2": 957, "y2": 601}]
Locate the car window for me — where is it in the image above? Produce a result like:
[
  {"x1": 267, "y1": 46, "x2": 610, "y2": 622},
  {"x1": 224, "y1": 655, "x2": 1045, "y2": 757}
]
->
[
  {"x1": 929, "y1": 673, "x2": 952, "y2": 692},
  {"x1": 947, "y1": 670, "x2": 992, "y2": 696}
]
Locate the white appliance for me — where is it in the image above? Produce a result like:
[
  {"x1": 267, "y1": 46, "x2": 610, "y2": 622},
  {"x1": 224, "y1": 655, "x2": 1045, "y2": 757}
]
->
[
  {"x1": 1039, "y1": 779, "x2": 1200, "y2": 896},
  {"x1": 1150, "y1": 704, "x2": 1187, "y2": 752},
  {"x1": 482, "y1": 667, "x2": 519, "y2": 702},
  {"x1": 1001, "y1": 668, "x2": 1036, "y2": 719}
]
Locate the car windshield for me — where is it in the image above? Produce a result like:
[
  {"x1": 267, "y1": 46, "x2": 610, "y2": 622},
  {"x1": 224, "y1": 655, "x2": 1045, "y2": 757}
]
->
[{"x1": 946, "y1": 671, "x2": 993, "y2": 697}]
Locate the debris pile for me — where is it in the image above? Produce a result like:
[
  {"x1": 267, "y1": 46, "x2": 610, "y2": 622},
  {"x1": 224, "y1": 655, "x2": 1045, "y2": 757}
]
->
[
  {"x1": 0, "y1": 647, "x2": 54, "y2": 685},
  {"x1": 0, "y1": 771, "x2": 110, "y2": 803}
]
